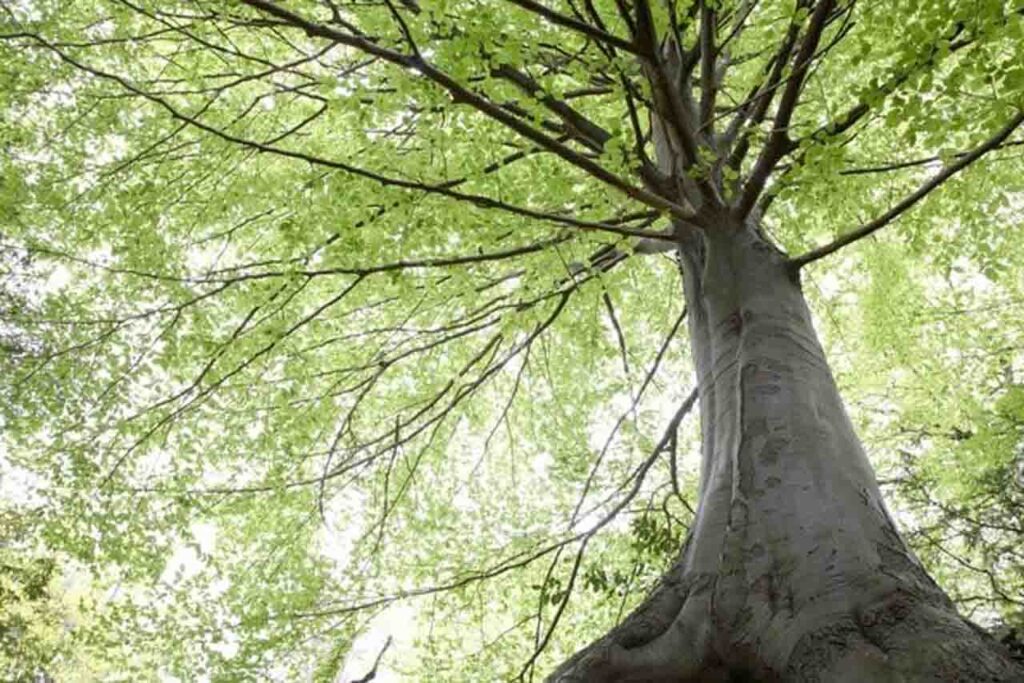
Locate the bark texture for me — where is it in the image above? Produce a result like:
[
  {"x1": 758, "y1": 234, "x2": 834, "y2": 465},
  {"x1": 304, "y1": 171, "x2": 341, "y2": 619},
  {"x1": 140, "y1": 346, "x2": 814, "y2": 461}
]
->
[{"x1": 549, "y1": 223, "x2": 1024, "y2": 681}]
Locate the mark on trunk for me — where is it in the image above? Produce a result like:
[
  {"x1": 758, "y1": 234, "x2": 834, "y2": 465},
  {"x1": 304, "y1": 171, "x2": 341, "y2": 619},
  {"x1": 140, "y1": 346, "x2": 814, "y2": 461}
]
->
[
  {"x1": 723, "y1": 309, "x2": 743, "y2": 335},
  {"x1": 759, "y1": 437, "x2": 788, "y2": 465},
  {"x1": 746, "y1": 416, "x2": 769, "y2": 438},
  {"x1": 856, "y1": 590, "x2": 914, "y2": 630}
]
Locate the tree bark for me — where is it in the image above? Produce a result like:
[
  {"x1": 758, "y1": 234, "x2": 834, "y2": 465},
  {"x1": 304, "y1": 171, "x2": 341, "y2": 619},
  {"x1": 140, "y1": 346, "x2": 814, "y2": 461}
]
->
[{"x1": 550, "y1": 221, "x2": 1024, "y2": 681}]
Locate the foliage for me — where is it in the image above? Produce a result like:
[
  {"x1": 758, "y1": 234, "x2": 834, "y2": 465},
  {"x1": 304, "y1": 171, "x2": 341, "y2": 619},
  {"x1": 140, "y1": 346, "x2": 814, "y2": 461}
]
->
[
  {"x1": 0, "y1": 0, "x2": 1022, "y2": 679},
  {"x1": 0, "y1": 509, "x2": 63, "y2": 681}
]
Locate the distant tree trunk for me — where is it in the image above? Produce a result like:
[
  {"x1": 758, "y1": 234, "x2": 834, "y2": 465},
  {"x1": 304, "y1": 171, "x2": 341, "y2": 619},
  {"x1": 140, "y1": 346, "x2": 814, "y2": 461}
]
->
[{"x1": 550, "y1": 220, "x2": 1024, "y2": 681}]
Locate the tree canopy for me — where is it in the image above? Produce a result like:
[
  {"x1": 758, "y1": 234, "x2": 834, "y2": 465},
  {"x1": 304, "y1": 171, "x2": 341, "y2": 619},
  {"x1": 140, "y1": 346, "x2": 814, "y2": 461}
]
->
[{"x1": 1, "y1": 0, "x2": 1022, "y2": 679}]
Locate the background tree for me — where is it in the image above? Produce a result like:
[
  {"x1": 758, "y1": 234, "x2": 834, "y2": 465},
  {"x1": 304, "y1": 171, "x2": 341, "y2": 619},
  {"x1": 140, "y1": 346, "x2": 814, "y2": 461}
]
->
[{"x1": 1, "y1": 0, "x2": 1023, "y2": 679}]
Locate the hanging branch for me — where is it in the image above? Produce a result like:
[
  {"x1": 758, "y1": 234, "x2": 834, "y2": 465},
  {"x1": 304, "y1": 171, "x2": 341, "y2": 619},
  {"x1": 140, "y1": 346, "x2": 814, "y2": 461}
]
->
[
  {"x1": 518, "y1": 387, "x2": 699, "y2": 680},
  {"x1": 570, "y1": 305, "x2": 689, "y2": 526}
]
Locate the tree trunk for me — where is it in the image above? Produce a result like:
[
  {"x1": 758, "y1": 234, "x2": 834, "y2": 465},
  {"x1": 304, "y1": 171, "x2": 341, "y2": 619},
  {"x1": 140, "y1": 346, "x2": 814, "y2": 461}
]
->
[{"x1": 550, "y1": 221, "x2": 1024, "y2": 681}]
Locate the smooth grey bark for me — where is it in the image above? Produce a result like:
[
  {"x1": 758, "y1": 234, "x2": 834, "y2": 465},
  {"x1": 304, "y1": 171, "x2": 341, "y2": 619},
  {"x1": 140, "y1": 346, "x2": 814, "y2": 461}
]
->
[{"x1": 549, "y1": 222, "x2": 1024, "y2": 681}]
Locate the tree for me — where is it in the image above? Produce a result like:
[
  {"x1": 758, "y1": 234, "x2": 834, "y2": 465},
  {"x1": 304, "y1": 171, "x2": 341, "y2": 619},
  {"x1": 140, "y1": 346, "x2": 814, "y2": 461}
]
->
[
  {"x1": 0, "y1": 509, "x2": 61, "y2": 682},
  {"x1": 1, "y1": 0, "x2": 1023, "y2": 679}
]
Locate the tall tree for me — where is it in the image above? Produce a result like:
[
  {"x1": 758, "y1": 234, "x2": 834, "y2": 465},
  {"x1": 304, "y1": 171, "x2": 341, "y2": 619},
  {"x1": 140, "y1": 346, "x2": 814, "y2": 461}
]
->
[{"x1": 2, "y1": 0, "x2": 1023, "y2": 680}]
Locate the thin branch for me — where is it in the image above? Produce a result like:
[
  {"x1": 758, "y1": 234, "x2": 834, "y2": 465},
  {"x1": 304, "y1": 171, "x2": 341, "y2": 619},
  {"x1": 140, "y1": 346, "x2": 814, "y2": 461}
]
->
[
  {"x1": 518, "y1": 537, "x2": 590, "y2": 681},
  {"x1": 834, "y1": 138, "x2": 1024, "y2": 176},
  {"x1": 775, "y1": 16, "x2": 975, "y2": 186},
  {"x1": 101, "y1": 275, "x2": 366, "y2": 485},
  {"x1": 698, "y1": 0, "x2": 717, "y2": 133},
  {"x1": 18, "y1": 234, "x2": 575, "y2": 285},
  {"x1": 570, "y1": 304, "x2": 688, "y2": 525},
  {"x1": 613, "y1": 0, "x2": 638, "y2": 38},
  {"x1": 382, "y1": 0, "x2": 419, "y2": 56},
  {"x1": 722, "y1": 7, "x2": 804, "y2": 165},
  {"x1": 490, "y1": 64, "x2": 611, "y2": 151},
  {"x1": 347, "y1": 636, "x2": 393, "y2": 683},
  {"x1": 19, "y1": 29, "x2": 670, "y2": 240},
  {"x1": 738, "y1": 0, "x2": 837, "y2": 216},
  {"x1": 635, "y1": 8, "x2": 701, "y2": 167},
  {"x1": 240, "y1": 1, "x2": 694, "y2": 220},
  {"x1": 790, "y1": 110, "x2": 1024, "y2": 269},
  {"x1": 519, "y1": 386, "x2": 698, "y2": 679},
  {"x1": 717, "y1": 0, "x2": 760, "y2": 54},
  {"x1": 602, "y1": 292, "x2": 630, "y2": 380},
  {"x1": 502, "y1": 0, "x2": 639, "y2": 54}
]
